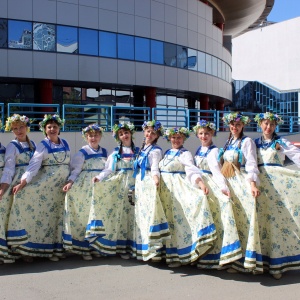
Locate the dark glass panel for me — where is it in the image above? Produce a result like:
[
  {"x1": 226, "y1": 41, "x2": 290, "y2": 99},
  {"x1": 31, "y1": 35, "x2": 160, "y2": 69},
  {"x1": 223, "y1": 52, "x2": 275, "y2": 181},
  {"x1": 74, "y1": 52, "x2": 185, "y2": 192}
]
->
[
  {"x1": 176, "y1": 45, "x2": 188, "y2": 68},
  {"x1": 0, "y1": 19, "x2": 8, "y2": 48},
  {"x1": 187, "y1": 48, "x2": 197, "y2": 70},
  {"x1": 151, "y1": 40, "x2": 163, "y2": 64}
]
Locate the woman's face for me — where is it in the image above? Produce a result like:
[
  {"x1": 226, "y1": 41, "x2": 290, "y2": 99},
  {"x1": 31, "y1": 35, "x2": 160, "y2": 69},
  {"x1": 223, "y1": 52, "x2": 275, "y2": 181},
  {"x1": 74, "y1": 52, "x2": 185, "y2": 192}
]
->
[
  {"x1": 260, "y1": 119, "x2": 276, "y2": 138},
  {"x1": 11, "y1": 122, "x2": 27, "y2": 142},
  {"x1": 197, "y1": 128, "x2": 214, "y2": 147},
  {"x1": 144, "y1": 127, "x2": 159, "y2": 145},
  {"x1": 118, "y1": 129, "x2": 132, "y2": 146},
  {"x1": 170, "y1": 133, "x2": 184, "y2": 149},
  {"x1": 229, "y1": 121, "x2": 244, "y2": 137},
  {"x1": 45, "y1": 121, "x2": 60, "y2": 141},
  {"x1": 87, "y1": 131, "x2": 102, "y2": 149}
]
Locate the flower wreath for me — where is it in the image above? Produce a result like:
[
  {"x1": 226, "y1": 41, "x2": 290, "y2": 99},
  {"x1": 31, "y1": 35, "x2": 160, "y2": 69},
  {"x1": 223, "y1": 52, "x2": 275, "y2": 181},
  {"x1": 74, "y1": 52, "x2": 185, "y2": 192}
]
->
[
  {"x1": 39, "y1": 114, "x2": 65, "y2": 134},
  {"x1": 142, "y1": 120, "x2": 164, "y2": 136},
  {"x1": 254, "y1": 112, "x2": 284, "y2": 125},
  {"x1": 192, "y1": 119, "x2": 216, "y2": 134},
  {"x1": 82, "y1": 123, "x2": 104, "y2": 138},
  {"x1": 112, "y1": 121, "x2": 135, "y2": 142},
  {"x1": 163, "y1": 127, "x2": 190, "y2": 142},
  {"x1": 5, "y1": 114, "x2": 33, "y2": 132},
  {"x1": 222, "y1": 112, "x2": 251, "y2": 126}
]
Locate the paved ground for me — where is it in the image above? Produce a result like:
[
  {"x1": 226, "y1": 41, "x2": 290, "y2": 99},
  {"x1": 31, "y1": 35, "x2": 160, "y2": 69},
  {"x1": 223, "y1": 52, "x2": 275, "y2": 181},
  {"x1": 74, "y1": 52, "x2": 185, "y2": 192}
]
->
[{"x1": 1, "y1": 255, "x2": 299, "y2": 300}]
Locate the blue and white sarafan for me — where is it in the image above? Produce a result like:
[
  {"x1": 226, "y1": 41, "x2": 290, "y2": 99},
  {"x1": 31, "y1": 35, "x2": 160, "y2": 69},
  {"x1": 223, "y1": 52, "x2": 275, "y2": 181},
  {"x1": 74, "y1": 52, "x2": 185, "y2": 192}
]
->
[
  {"x1": 142, "y1": 120, "x2": 164, "y2": 136},
  {"x1": 254, "y1": 112, "x2": 284, "y2": 125},
  {"x1": 163, "y1": 127, "x2": 190, "y2": 142}
]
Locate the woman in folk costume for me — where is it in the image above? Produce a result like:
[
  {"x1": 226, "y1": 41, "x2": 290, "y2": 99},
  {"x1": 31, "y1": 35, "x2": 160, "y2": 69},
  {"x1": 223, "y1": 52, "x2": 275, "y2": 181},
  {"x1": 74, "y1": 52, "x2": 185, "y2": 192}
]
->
[
  {"x1": 192, "y1": 120, "x2": 242, "y2": 269},
  {"x1": 218, "y1": 112, "x2": 262, "y2": 273},
  {"x1": 7, "y1": 114, "x2": 70, "y2": 262},
  {"x1": 132, "y1": 120, "x2": 170, "y2": 261},
  {"x1": 0, "y1": 115, "x2": 35, "y2": 263},
  {"x1": 0, "y1": 119, "x2": 5, "y2": 179},
  {"x1": 159, "y1": 127, "x2": 216, "y2": 268},
  {"x1": 254, "y1": 112, "x2": 300, "y2": 279},
  {"x1": 89, "y1": 121, "x2": 139, "y2": 259},
  {"x1": 63, "y1": 124, "x2": 107, "y2": 261}
]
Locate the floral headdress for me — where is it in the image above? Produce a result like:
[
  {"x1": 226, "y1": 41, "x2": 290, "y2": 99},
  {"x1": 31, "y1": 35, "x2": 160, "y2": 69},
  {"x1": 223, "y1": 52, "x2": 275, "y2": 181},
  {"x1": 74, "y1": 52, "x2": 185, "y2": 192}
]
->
[
  {"x1": 82, "y1": 123, "x2": 104, "y2": 138},
  {"x1": 112, "y1": 121, "x2": 135, "y2": 142},
  {"x1": 39, "y1": 114, "x2": 65, "y2": 134},
  {"x1": 222, "y1": 112, "x2": 251, "y2": 126},
  {"x1": 142, "y1": 120, "x2": 164, "y2": 136},
  {"x1": 254, "y1": 112, "x2": 284, "y2": 125},
  {"x1": 5, "y1": 114, "x2": 33, "y2": 132},
  {"x1": 163, "y1": 127, "x2": 190, "y2": 142},
  {"x1": 192, "y1": 119, "x2": 216, "y2": 134}
]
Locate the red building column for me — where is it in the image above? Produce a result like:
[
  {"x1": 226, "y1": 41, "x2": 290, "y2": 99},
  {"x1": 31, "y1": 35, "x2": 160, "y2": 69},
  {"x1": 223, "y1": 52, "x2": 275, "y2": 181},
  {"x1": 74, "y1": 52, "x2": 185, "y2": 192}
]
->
[
  {"x1": 215, "y1": 23, "x2": 225, "y2": 32},
  {"x1": 145, "y1": 87, "x2": 156, "y2": 109},
  {"x1": 200, "y1": 95, "x2": 209, "y2": 117},
  {"x1": 39, "y1": 79, "x2": 53, "y2": 112}
]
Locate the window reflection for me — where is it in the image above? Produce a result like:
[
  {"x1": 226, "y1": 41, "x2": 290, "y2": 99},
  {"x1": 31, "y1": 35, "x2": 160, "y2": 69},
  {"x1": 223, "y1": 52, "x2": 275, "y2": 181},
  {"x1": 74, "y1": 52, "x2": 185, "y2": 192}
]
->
[
  {"x1": 187, "y1": 49, "x2": 197, "y2": 71},
  {"x1": 0, "y1": 19, "x2": 7, "y2": 48},
  {"x1": 8, "y1": 20, "x2": 32, "y2": 49},
  {"x1": 197, "y1": 51, "x2": 205, "y2": 73},
  {"x1": 164, "y1": 43, "x2": 177, "y2": 67},
  {"x1": 212, "y1": 56, "x2": 217, "y2": 77},
  {"x1": 99, "y1": 31, "x2": 116, "y2": 58},
  {"x1": 33, "y1": 23, "x2": 55, "y2": 51},
  {"x1": 135, "y1": 37, "x2": 150, "y2": 62},
  {"x1": 79, "y1": 28, "x2": 98, "y2": 56},
  {"x1": 57, "y1": 25, "x2": 78, "y2": 53},
  {"x1": 151, "y1": 40, "x2": 163, "y2": 64},
  {"x1": 177, "y1": 46, "x2": 188, "y2": 68},
  {"x1": 118, "y1": 34, "x2": 134, "y2": 60},
  {"x1": 206, "y1": 54, "x2": 212, "y2": 75}
]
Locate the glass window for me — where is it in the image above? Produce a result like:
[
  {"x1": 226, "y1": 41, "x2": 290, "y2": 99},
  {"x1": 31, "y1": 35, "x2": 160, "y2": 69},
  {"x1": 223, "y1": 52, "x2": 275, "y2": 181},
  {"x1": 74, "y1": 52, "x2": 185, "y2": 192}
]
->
[
  {"x1": 206, "y1": 54, "x2": 212, "y2": 75},
  {"x1": 151, "y1": 40, "x2": 163, "y2": 64},
  {"x1": 187, "y1": 48, "x2": 197, "y2": 71},
  {"x1": 212, "y1": 56, "x2": 217, "y2": 76},
  {"x1": 164, "y1": 42, "x2": 177, "y2": 67},
  {"x1": 135, "y1": 37, "x2": 150, "y2": 62},
  {"x1": 0, "y1": 19, "x2": 7, "y2": 48},
  {"x1": 79, "y1": 28, "x2": 98, "y2": 56},
  {"x1": 177, "y1": 45, "x2": 188, "y2": 68},
  {"x1": 222, "y1": 61, "x2": 226, "y2": 80},
  {"x1": 218, "y1": 59, "x2": 222, "y2": 78},
  {"x1": 57, "y1": 25, "x2": 78, "y2": 54},
  {"x1": 8, "y1": 20, "x2": 32, "y2": 49},
  {"x1": 33, "y1": 23, "x2": 55, "y2": 51},
  {"x1": 197, "y1": 51, "x2": 205, "y2": 73},
  {"x1": 118, "y1": 34, "x2": 134, "y2": 60},
  {"x1": 99, "y1": 31, "x2": 116, "y2": 58}
]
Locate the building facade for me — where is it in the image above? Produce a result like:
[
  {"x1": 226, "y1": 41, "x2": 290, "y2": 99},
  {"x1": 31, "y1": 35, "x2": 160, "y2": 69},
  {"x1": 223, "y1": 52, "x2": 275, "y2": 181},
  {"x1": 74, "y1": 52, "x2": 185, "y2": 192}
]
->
[{"x1": 0, "y1": 0, "x2": 273, "y2": 117}]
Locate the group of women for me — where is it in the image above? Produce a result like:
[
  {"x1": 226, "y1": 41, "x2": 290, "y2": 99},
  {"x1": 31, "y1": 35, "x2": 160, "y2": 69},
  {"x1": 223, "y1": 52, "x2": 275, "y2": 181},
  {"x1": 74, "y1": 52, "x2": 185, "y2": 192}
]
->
[{"x1": 0, "y1": 111, "x2": 299, "y2": 280}]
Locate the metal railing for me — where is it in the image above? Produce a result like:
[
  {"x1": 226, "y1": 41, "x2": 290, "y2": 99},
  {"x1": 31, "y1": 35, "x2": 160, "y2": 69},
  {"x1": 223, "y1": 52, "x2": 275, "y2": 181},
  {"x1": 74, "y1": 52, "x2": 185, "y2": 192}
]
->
[{"x1": 1, "y1": 102, "x2": 300, "y2": 134}]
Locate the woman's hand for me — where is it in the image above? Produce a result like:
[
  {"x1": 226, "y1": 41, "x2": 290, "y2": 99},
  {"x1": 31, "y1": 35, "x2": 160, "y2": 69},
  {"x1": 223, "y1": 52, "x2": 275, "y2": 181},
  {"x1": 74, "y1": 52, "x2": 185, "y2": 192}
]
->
[
  {"x1": 0, "y1": 183, "x2": 9, "y2": 200},
  {"x1": 62, "y1": 181, "x2": 73, "y2": 192},
  {"x1": 250, "y1": 181, "x2": 260, "y2": 198},
  {"x1": 153, "y1": 175, "x2": 159, "y2": 187},
  {"x1": 92, "y1": 177, "x2": 100, "y2": 183},
  {"x1": 196, "y1": 178, "x2": 209, "y2": 195},
  {"x1": 13, "y1": 179, "x2": 27, "y2": 194}
]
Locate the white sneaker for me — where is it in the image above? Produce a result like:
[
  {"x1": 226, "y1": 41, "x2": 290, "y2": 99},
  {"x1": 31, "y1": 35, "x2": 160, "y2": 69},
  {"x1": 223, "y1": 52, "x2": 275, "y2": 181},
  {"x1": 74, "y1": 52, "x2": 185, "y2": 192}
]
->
[
  {"x1": 168, "y1": 262, "x2": 181, "y2": 268},
  {"x1": 272, "y1": 273, "x2": 282, "y2": 280},
  {"x1": 82, "y1": 255, "x2": 93, "y2": 261},
  {"x1": 120, "y1": 254, "x2": 130, "y2": 260},
  {"x1": 48, "y1": 256, "x2": 59, "y2": 262}
]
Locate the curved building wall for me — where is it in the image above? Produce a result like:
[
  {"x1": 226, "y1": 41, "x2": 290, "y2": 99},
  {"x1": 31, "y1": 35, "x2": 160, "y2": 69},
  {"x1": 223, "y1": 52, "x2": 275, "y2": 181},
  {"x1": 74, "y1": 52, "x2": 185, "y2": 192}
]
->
[{"x1": 0, "y1": 0, "x2": 232, "y2": 102}]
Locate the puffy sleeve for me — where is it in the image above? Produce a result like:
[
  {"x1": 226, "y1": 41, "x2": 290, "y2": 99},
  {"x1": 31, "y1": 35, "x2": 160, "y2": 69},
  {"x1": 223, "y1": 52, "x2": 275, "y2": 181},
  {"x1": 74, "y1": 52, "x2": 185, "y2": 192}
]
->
[
  {"x1": 94, "y1": 152, "x2": 115, "y2": 181},
  {"x1": 279, "y1": 137, "x2": 300, "y2": 168},
  {"x1": 1, "y1": 142, "x2": 18, "y2": 184},
  {"x1": 21, "y1": 142, "x2": 48, "y2": 183},
  {"x1": 241, "y1": 137, "x2": 260, "y2": 184},
  {"x1": 178, "y1": 150, "x2": 203, "y2": 184},
  {"x1": 68, "y1": 150, "x2": 85, "y2": 182},
  {"x1": 148, "y1": 147, "x2": 162, "y2": 177},
  {"x1": 206, "y1": 148, "x2": 229, "y2": 193}
]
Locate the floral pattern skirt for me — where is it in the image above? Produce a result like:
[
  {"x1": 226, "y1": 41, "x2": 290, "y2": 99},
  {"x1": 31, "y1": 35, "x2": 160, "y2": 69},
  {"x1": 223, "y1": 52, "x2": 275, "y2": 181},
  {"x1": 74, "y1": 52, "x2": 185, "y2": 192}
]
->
[
  {"x1": 133, "y1": 170, "x2": 171, "y2": 261},
  {"x1": 258, "y1": 165, "x2": 300, "y2": 275},
  {"x1": 197, "y1": 173, "x2": 242, "y2": 269},
  {"x1": 159, "y1": 173, "x2": 216, "y2": 265}
]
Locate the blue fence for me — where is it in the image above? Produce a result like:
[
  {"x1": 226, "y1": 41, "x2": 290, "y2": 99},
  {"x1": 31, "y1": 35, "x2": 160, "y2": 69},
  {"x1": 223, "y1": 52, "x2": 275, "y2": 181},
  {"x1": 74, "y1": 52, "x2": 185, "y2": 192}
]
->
[{"x1": 1, "y1": 103, "x2": 299, "y2": 133}]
